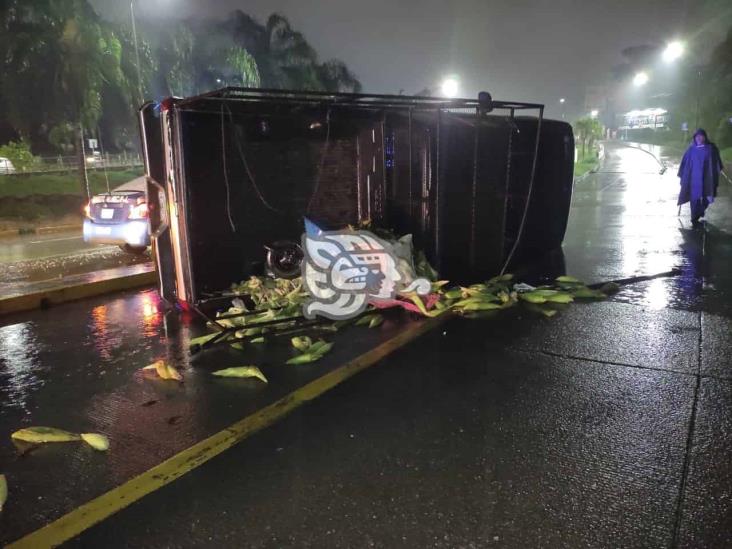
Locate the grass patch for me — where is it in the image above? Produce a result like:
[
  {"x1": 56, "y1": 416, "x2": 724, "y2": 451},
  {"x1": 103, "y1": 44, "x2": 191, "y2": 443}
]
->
[
  {"x1": 721, "y1": 147, "x2": 732, "y2": 166},
  {"x1": 0, "y1": 168, "x2": 143, "y2": 198},
  {"x1": 574, "y1": 152, "x2": 598, "y2": 178},
  {"x1": 0, "y1": 194, "x2": 86, "y2": 222}
]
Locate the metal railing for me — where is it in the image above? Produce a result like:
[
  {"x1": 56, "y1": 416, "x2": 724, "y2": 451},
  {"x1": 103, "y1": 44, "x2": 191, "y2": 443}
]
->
[{"x1": 0, "y1": 152, "x2": 143, "y2": 175}]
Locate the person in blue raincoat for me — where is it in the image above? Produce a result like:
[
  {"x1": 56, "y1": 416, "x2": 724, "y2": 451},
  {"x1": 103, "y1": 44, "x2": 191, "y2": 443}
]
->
[{"x1": 677, "y1": 128, "x2": 725, "y2": 227}]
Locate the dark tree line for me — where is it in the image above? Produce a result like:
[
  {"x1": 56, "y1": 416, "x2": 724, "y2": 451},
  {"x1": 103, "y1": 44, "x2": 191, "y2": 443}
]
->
[{"x1": 0, "y1": 2, "x2": 362, "y2": 155}]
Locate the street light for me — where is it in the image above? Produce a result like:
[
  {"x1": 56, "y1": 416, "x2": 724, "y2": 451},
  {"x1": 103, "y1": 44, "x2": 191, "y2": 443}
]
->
[
  {"x1": 633, "y1": 71, "x2": 649, "y2": 87},
  {"x1": 559, "y1": 98, "x2": 566, "y2": 120},
  {"x1": 590, "y1": 109, "x2": 599, "y2": 118},
  {"x1": 662, "y1": 41, "x2": 684, "y2": 64},
  {"x1": 440, "y1": 77, "x2": 460, "y2": 98},
  {"x1": 559, "y1": 98, "x2": 565, "y2": 104}
]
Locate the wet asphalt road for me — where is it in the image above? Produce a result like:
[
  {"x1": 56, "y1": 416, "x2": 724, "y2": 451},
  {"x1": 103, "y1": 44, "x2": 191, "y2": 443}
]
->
[
  {"x1": 1, "y1": 141, "x2": 731, "y2": 547},
  {"x1": 0, "y1": 231, "x2": 152, "y2": 296}
]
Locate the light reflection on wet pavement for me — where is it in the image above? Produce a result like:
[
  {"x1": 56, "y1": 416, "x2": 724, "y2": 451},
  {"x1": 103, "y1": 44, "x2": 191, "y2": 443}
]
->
[
  {"x1": 0, "y1": 231, "x2": 152, "y2": 296},
  {"x1": 564, "y1": 141, "x2": 732, "y2": 315}
]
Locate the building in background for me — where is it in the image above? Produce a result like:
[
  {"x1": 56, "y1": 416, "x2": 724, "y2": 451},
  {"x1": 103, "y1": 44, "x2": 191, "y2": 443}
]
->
[{"x1": 617, "y1": 108, "x2": 669, "y2": 130}]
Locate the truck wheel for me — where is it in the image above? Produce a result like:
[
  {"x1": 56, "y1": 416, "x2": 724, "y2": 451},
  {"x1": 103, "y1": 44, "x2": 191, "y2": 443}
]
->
[
  {"x1": 265, "y1": 241, "x2": 303, "y2": 279},
  {"x1": 120, "y1": 244, "x2": 148, "y2": 255}
]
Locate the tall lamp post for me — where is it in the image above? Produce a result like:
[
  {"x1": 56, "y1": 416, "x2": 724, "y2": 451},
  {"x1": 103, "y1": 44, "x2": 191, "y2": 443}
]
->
[
  {"x1": 559, "y1": 97, "x2": 566, "y2": 120},
  {"x1": 130, "y1": 0, "x2": 143, "y2": 106}
]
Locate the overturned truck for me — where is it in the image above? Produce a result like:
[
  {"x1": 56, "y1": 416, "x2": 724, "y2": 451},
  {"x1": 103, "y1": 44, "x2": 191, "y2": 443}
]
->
[{"x1": 139, "y1": 88, "x2": 574, "y2": 308}]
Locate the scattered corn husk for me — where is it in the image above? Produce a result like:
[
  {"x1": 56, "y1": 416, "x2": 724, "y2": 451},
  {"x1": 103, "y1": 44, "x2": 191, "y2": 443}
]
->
[
  {"x1": 0, "y1": 474, "x2": 7, "y2": 512},
  {"x1": 231, "y1": 342, "x2": 246, "y2": 351},
  {"x1": 81, "y1": 433, "x2": 110, "y2": 451},
  {"x1": 355, "y1": 314, "x2": 376, "y2": 326},
  {"x1": 11, "y1": 427, "x2": 81, "y2": 443},
  {"x1": 452, "y1": 297, "x2": 493, "y2": 308},
  {"x1": 531, "y1": 289, "x2": 560, "y2": 297},
  {"x1": 286, "y1": 353, "x2": 319, "y2": 365},
  {"x1": 572, "y1": 287, "x2": 607, "y2": 299},
  {"x1": 287, "y1": 340, "x2": 333, "y2": 364},
  {"x1": 488, "y1": 273, "x2": 514, "y2": 284},
  {"x1": 405, "y1": 294, "x2": 445, "y2": 318},
  {"x1": 236, "y1": 327, "x2": 263, "y2": 338},
  {"x1": 523, "y1": 303, "x2": 558, "y2": 317},
  {"x1": 543, "y1": 292, "x2": 574, "y2": 304},
  {"x1": 461, "y1": 301, "x2": 505, "y2": 311},
  {"x1": 368, "y1": 315, "x2": 384, "y2": 328},
  {"x1": 291, "y1": 336, "x2": 312, "y2": 351},
  {"x1": 212, "y1": 366, "x2": 268, "y2": 383},
  {"x1": 518, "y1": 292, "x2": 548, "y2": 304},
  {"x1": 190, "y1": 332, "x2": 224, "y2": 348},
  {"x1": 556, "y1": 275, "x2": 582, "y2": 284},
  {"x1": 443, "y1": 288, "x2": 463, "y2": 300},
  {"x1": 310, "y1": 341, "x2": 333, "y2": 356},
  {"x1": 142, "y1": 360, "x2": 183, "y2": 382},
  {"x1": 431, "y1": 280, "x2": 450, "y2": 292},
  {"x1": 251, "y1": 337, "x2": 266, "y2": 344}
]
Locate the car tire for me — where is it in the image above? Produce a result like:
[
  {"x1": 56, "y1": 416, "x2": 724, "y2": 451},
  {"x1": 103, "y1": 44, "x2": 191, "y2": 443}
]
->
[{"x1": 120, "y1": 244, "x2": 148, "y2": 255}]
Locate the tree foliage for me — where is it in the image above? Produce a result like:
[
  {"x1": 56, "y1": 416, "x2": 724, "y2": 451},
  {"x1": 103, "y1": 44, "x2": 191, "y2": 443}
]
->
[
  {"x1": 573, "y1": 117, "x2": 604, "y2": 158},
  {"x1": 0, "y1": 3, "x2": 362, "y2": 154},
  {"x1": 0, "y1": 138, "x2": 39, "y2": 170}
]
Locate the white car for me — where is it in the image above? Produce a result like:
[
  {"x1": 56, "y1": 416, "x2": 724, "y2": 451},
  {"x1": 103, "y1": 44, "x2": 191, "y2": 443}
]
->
[
  {"x1": 83, "y1": 176, "x2": 151, "y2": 254},
  {"x1": 0, "y1": 157, "x2": 16, "y2": 174},
  {"x1": 85, "y1": 151, "x2": 102, "y2": 165}
]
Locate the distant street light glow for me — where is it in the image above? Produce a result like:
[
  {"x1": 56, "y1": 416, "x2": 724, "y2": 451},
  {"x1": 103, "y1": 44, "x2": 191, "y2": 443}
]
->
[
  {"x1": 663, "y1": 41, "x2": 684, "y2": 63},
  {"x1": 590, "y1": 110, "x2": 599, "y2": 118},
  {"x1": 633, "y1": 71, "x2": 649, "y2": 87},
  {"x1": 441, "y1": 77, "x2": 460, "y2": 98},
  {"x1": 559, "y1": 98, "x2": 566, "y2": 104}
]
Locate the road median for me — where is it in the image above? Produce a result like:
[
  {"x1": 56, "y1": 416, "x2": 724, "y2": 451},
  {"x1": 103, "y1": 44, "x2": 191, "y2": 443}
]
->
[
  {"x1": 0, "y1": 264, "x2": 157, "y2": 316},
  {"x1": 0, "y1": 222, "x2": 81, "y2": 239}
]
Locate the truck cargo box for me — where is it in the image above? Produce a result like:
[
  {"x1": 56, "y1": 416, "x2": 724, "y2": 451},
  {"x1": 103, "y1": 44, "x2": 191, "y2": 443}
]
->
[{"x1": 139, "y1": 88, "x2": 574, "y2": 307}]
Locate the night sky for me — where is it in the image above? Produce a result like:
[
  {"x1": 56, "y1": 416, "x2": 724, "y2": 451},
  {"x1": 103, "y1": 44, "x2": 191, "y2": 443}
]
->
[{"x1": 95, "y1": 0, "x2": 699, "y2": 119}]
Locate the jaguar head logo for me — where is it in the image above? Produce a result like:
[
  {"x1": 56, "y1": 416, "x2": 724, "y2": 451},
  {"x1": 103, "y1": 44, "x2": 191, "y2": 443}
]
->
[{"x1": 301, "y1": 230, "x2": 430, "y2": 320}]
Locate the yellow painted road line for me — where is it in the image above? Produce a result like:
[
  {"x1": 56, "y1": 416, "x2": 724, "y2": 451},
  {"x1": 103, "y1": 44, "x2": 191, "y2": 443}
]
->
[
  {"x1": 0, "y1": 270, "x2": 157, "y2": 316},
  {"x1": 8, "y1": 314, "x2": 449, "y2": 549}
]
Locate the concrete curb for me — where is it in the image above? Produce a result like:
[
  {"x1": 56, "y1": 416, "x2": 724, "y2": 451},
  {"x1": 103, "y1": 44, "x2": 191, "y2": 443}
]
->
[
  {"x1": 0, "y1": 223, "x2": 80, "y2": 239},
  {"x1": 0, "y1": 269, "x2": 157, "y2": 316},
  {"x1": 573, "y1": 160, "x2": 602, "y2": 184}
]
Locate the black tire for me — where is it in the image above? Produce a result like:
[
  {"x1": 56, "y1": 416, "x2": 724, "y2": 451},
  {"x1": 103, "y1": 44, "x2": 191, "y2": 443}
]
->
[
  {"x1": 119, "y1": 244, "x2": 148, "y2": 255},
  {"x1": 265, "y1": 241, "x2": 304, "y2": 279}
]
